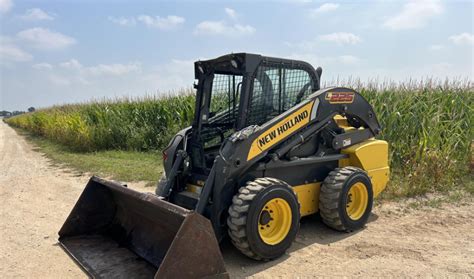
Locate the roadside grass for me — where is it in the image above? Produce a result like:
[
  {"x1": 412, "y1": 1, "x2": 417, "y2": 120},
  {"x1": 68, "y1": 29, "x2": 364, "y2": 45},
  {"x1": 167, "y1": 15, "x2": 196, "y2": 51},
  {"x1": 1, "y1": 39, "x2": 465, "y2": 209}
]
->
[
  {"x1": 20, "y1": 130, "x2": 162, "y2": 186},
  {"x1": 380, "y1": 170, "x2": 474, "y2": 200},
  {"x1": 403, "y1": 188, "x2": 472, "y2": 211},
  {"x1": 376, "y1": 168, "x2": 473, "y2": 210}
]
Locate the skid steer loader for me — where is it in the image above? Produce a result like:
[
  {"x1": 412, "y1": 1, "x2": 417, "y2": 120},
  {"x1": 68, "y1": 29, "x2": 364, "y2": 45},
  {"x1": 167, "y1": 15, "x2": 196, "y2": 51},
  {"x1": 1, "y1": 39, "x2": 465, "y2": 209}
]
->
[{"x1": 59, "y1": 53, "x2": 389, "y2": 278}]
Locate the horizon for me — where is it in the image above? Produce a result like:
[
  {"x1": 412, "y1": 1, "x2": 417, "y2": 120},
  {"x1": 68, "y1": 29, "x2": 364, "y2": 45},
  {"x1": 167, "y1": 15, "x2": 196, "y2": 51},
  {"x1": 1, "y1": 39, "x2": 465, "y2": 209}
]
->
[
  {"x1": 1, "y1": 0, "x2": 473, "y2": 111},
  {"x1": 3, "y1": 76, "x2": 473, "y2": 112}
]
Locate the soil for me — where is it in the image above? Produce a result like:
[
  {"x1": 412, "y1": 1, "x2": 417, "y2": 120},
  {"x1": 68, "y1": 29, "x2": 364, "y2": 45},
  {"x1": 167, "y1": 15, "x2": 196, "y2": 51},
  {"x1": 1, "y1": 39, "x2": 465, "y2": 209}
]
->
[{"x1": 0, "y1": 121, "x2": 472, "y2": 278}]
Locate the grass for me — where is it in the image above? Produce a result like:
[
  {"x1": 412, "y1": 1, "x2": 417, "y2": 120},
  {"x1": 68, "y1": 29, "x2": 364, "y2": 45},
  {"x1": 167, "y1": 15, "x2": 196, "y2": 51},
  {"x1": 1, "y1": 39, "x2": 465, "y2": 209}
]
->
[
  {"x1": 5, "y1": 78, "x2": 474, "y2": 198},
  {"x1": 404, "y1": 188, "x2": 472, "y2": 210},
  {"x1": 21, "y1": 130, "x2": 163, "y2": 185}
]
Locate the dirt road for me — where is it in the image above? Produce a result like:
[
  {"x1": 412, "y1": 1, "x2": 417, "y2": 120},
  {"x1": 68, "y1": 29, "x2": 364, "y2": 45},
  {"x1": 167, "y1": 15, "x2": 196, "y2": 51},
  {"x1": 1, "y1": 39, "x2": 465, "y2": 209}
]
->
[{"x1": 0, "y1": 121, "x2": 473, "y2": 278}]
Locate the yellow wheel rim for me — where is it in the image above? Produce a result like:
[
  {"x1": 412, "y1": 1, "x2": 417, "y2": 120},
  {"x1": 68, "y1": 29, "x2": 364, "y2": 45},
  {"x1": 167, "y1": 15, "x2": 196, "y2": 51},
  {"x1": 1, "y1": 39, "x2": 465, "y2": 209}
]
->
[
  {"x1": 258, "y1": 198, "x2": 292, "y2": 245},
  {"x1": 346, "y1": 182, "x2": 368, "y2": 220}
]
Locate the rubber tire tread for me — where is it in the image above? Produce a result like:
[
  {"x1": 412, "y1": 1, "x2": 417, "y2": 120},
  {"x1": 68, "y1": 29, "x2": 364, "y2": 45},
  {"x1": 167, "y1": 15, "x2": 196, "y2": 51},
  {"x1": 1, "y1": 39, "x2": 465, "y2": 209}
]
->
[
  {"x1": 319, "y1": 166, "x2": 370, "y2": 232},
  {"x1": 227, "y1": 177, "x2": 294, "y2": 260}
]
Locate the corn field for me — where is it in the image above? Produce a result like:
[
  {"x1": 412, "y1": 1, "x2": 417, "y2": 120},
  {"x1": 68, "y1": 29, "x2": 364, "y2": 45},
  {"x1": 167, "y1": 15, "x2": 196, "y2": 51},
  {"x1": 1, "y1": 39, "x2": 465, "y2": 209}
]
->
[
  {"x1": 6, "y1": 92, "x2": 195, "y2": 151},
  {"x1": 5, "y1": 79, "x2": 473, "y2": 196}
]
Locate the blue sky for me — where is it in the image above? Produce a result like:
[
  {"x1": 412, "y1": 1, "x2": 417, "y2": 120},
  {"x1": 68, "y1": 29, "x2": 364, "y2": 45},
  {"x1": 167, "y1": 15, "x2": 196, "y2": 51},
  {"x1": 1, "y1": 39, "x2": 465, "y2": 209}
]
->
[{"x1": 0, "y1": 0, "x2": 473, "y2": 111}]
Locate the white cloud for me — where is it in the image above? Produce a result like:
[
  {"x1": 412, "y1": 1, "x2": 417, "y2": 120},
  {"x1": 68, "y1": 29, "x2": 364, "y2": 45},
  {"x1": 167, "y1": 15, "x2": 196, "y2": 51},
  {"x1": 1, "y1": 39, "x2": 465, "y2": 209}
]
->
[
  {"x1": 87, "y1": 63, "x2": 141, "y2": 76},
  {"x1": 58, "y1": 59, "x2": 140, "y2": 76},
  {"x1": 287, "y1": 53, "x2": 360, "y2": 67},
  {"x1": 32, "y1": 63, "x2": 53, "y2": 70},
  {"x1": 225, "y1": 8, "x2": 237, "y2": 19},
  {"x1": 383, "y1": 0, "x2": 443, "y2": 30},
  {"x1": 137, "y1": 15, "x2": 185, "y2": 30},
  {"x1": 0, "y1": 36, "x2": 33, "y2": 63},
  {"x1": 449, "y1": 33, "x2": 474, "y2": 46},
  {"x1": 59, "y1": 59, "x2": 82, "y2": 70},
  {"x1": 0, "y1": 35, "x2": 13, "y2": 43},
  {"x1": 20, "y1": 8, "x2": 54, "y2": 21},
  {"x1": 194, "y1": 21, "x2": 255, "y2": 36},
  {"x1": 429, "y1": 44, "x2": 444, "y2": 51},
  {"x1": 285, "y1": 33, "x2": 361, "y2": 50},
  {"x1": 108, "y1": 15, "x2": 185, "y2": 29},
  {"x1": 318, "y1": 32, "x2": 362, "y2": 45},
  {"x1": 195, "y1": 8, "x2": 255, "y2": 37},
  {"x1": 0, "y1": 0, "x2": 13, "y2": 14},
  {"x1": 0, "y1": 44, "x2": 33, "y2": 62},
  {"x1": 108, "y1": 16, "x2": 136, "y2": 26},
  {"x1": 42, "y1": 59, "x2": 142, "y2": 87},
  {"x1": 17, "y1": 28, "x2": 76, "y2": 50},
  {"x1": 313, "y1": 3, "x2": 340, "y2": 14}
]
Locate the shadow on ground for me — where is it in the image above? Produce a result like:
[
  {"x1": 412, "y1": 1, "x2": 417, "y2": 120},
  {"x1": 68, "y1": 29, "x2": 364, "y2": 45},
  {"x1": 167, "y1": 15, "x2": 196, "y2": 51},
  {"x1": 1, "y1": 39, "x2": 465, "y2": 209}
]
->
[{"x1": 223, "y1": 213, "x2": 379, "y2": 278}]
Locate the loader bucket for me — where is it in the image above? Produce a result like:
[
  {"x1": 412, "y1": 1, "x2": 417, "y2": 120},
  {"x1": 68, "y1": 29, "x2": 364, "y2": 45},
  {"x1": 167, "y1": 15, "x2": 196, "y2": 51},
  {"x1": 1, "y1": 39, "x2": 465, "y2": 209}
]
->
[{"x1": 58, "y1": 176, "x2": 227, "y2": 279}]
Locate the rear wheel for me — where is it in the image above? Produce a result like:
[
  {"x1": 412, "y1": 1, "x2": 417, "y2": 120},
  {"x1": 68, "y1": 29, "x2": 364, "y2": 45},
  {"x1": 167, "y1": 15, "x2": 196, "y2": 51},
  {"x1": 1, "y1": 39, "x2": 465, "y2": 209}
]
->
[
  {"x1": 319, "y1": 167, "x2": 373, "y2": 232},
  {"x1": 227, "y1": 178, "x2": 300, "y2": 260}
]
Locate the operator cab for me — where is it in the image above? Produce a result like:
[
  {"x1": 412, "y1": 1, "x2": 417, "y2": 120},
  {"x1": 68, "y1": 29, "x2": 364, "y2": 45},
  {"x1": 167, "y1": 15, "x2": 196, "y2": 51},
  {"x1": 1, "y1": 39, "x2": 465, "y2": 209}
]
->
[
  {"x1": 164, "y1": 53, "x2": 323, "y2": 210},
  {"x1": 190, "y1": 53, "x2": 322, "y2": 172}
]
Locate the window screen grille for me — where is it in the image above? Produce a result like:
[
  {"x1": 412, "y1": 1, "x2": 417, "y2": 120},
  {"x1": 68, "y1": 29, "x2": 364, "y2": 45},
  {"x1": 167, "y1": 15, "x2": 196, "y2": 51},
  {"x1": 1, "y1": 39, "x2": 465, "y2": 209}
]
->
[
  {"x1": 202, "y1": 74, "x2": 242, "y2": 148},
  {"x1": 209, "y1": 74, "x2": 242, "y2": 118},
  {"x1": 247, "y1": 65, "x2": 313, "y2": 126}
]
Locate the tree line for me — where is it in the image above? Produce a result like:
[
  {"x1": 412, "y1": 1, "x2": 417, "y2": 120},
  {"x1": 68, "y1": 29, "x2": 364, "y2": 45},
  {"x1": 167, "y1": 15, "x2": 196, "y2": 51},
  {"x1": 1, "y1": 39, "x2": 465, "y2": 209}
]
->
[{"x1": 0, "y1": 107, "x2": 35, "y2": 117}]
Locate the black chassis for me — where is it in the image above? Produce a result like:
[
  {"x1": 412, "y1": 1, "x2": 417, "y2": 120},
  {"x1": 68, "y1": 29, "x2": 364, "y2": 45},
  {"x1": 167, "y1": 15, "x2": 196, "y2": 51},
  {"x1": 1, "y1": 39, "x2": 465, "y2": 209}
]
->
[{"x1": 160, "y1": 53, "x2": 381, "y2": 241}]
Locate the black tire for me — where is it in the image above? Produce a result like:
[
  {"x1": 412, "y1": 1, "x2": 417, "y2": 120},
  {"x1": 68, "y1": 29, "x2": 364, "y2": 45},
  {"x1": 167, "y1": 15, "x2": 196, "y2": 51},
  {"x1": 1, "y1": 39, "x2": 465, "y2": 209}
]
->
[
  {"x1": 155, "y1": 174, "x2": 167, "y2": 196},
  {"x1": 227, "y1": 178, "x2": 300, "y2": 260},
  {"x1": 319, "y1": 166, "x2": 373, "y2": 232}
]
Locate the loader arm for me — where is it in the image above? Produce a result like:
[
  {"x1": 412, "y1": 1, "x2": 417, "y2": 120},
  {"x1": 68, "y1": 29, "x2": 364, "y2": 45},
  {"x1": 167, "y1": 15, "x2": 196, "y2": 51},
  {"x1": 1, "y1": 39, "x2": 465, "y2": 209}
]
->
[{"x1": 221, "y1": 87, "x2": 381, "y2": 169}]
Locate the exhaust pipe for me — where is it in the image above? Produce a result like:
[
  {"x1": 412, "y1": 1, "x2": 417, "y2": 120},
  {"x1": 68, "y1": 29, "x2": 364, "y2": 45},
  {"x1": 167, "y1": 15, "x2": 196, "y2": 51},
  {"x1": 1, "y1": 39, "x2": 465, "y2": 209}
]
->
[{"x1": 59, "y1": 176, "x2": 227, "y2": 278}]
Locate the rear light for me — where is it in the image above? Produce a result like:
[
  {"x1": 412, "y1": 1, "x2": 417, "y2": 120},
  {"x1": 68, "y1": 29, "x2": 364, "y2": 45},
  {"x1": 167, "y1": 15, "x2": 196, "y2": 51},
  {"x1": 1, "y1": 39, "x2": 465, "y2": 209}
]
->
[{"x1": 162, "y1": 150, "x2": 168, "y2": 162}]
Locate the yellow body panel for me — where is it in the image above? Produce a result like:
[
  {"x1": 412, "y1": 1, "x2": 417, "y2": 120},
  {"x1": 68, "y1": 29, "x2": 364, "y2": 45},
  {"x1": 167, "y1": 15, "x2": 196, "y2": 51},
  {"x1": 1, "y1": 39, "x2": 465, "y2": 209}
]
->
[
  {"x1": 339, "y1": 139, "x2": 390, "y2": 197},
  {"x1": 333, "y1": 115, "x2": 350, "y2": 129},
  {"x1": 293, "y1": 183, "x2": 321, "y2": 217},
  {"x1": 290, "y1": 140, "x2": 389, "y2": 218},
  {"x1": 186, "y1": 184, "x2": 202, "y2": 194},
  {"x1": 247, "y1": 101, "x2": 315, "y2": 161}
]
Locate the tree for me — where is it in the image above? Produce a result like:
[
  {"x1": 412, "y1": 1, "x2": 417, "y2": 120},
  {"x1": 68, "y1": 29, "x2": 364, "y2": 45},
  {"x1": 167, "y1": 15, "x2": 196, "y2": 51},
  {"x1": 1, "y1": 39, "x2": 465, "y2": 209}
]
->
[
  {"x1": 12, "y1": 111, "x2": 25, "y2": 116},
  {"x1": 28, "y1": 107, "x2": 36, "y2": 112}
]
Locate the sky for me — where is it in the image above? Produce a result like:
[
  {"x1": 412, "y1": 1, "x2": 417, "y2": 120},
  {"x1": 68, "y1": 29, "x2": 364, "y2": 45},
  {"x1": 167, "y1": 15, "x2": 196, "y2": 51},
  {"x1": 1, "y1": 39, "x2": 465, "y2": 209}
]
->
[{"x1": 0, "y1": 0, "x2": 473, "y2": 111}]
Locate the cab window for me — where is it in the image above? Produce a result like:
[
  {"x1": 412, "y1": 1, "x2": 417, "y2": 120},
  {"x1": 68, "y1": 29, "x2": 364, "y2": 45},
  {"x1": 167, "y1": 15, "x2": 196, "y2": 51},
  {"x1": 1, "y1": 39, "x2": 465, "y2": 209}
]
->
[{"x1": 247, "y1": 66, "x2": 313, "y2": 125}]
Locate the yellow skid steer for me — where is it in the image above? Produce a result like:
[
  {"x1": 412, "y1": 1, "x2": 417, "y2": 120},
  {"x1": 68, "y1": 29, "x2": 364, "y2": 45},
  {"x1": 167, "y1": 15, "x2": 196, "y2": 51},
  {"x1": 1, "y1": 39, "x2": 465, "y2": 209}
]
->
[{"x1": 59, "y1": 53, "x2": 389, "y2": 278}]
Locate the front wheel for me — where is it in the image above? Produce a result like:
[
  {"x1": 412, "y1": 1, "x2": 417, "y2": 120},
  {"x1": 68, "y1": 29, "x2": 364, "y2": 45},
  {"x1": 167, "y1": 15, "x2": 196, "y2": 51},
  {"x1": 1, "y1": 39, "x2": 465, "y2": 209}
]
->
[
  {"x1": 227, "y1": 178, "x2": 300, "y2": 260},
  {"x1": 319, "y1": 167, "x2": 373, "y2": 232}
]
